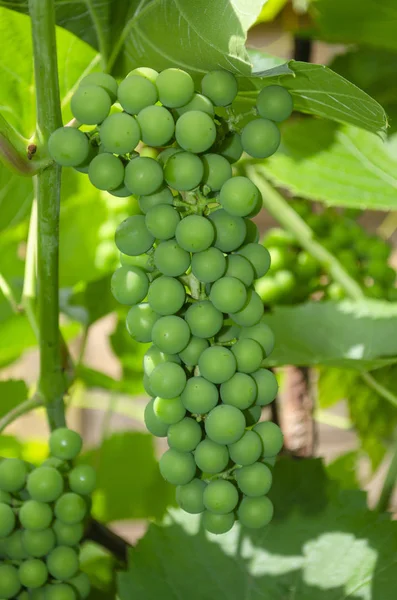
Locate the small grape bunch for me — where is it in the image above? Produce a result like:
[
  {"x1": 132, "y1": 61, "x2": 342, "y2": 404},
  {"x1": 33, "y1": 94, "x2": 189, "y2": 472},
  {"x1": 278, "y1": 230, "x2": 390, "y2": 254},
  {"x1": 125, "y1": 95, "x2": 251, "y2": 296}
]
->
[
  {"x1": 255, "y1": 200, "x2": 397, "y2": 306},
  {"x1": 0, "y1": 428, "x2": 95, "y2": 599}
]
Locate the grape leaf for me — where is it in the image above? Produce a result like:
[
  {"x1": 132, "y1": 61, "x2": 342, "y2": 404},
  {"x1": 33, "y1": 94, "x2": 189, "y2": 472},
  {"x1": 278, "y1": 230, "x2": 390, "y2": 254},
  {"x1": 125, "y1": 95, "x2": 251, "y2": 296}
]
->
[
  {"x1": 256, "y1": 119, "x2": 397, "y2": 210},
  {"x1": 310, "y1": 0, "x2": 397, "y2": 52},
  {"x1": 118, "y1": 458, "x2": 397, "y2": 600},
  {"x1": 326, "y1": 451, "x2": 360, "y2": 490},
  {"x1": 79, "y1": 431, "x2": 174, "y2": 522},
  {"x1": 239, "y1": 56, "x2": 388, "y2": 134},
  {"x1": 262, "y1": 300, "x2": 397, "y2": 369},
  {"x1": 0, "y1": 380, "x2": 27, "y2": 419}
]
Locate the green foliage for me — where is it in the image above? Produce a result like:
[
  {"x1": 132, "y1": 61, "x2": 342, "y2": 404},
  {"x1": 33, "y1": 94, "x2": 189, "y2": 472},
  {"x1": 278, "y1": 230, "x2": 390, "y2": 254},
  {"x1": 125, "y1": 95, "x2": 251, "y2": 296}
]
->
[
  {"x1": 118, "y1": 458, "x2": 397, "y2": 599},
  {"x1": 0, "y1": 380, "x2": 27, "y2": 419},
  {"x1": 79, "y1": 432, "x2": 175, "y2": 522},
  {"x1": 257, "y1": 119, "x2": 397, "y2": 210}
]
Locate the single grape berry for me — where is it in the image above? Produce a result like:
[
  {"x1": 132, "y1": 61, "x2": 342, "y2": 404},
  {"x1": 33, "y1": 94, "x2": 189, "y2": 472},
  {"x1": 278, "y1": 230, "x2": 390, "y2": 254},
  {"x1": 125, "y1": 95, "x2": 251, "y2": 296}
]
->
[
  {"x1": 237, "y1": 243, "x2": 271, "y2": 278},
  {"x1": 88, "y1": 153, "x2": 124, "y2": 191},
  {"x1": 154, "y1": 240, "x2": 190, "y2": 276},
  {"x1": 19, "y1": 500, "x2": 53, "y2": 531},
  {"x1": 231, "y1": 338, "x2": 263, "y2": 373},
  {"x1": 54, "y1": 492, "x2": 87, "y2": 525},
  {"x1": 203, "y1": 511, "x2": 235, "y2": 534},
  {"x1": 228, "y1": 430, "x2": 262, "y2": 466},
  {"x1": 235, "y1": 462, "x2": 272, "y2": 496},
  {"x1": 164, "y1": 151, "x2": 204, "y2": 191},
  {"x1": 176, "y1": 478, "x2": 206, "y2": 514},
  {"x1": 47, "y1": 546, "x2": 79, "y2": 580},
  {"x1": 100, "y1": 113, "x2": 141, "y2": 155},
  {"x1": 156, "y1": 68, "x2": 194, "y2": 108},
  {"x1": 219, "y1": 176, "x2": 260, "y2": 217},
  {"x1": 175, "y1": 215, "x2": 215, "y2": 253},
  {"x1": 208, "y1": 210, "x2": 246, "y2": 253},
  {"x1": 159, "y1": 449, "x2": 196, "y2": 485},
  {"x1": 149, "y1": 362, "x2": 187, "y2": 399},
  {"x1": 198, "y1": 346, "x2": 236, "y2": 384},
  {"x1": 205, "y1": 404, "x2": 246, "y2": 445},
  {"x1": 0, "y1": 502, "x2": 16, "y2": 537},
  {"x1": 45, "y1": 583, "x2": 77, "y2": 600},
  {"x1": 0, "y1": 564, "x2": 21, "y2": 599},
  {"x1": 48, "y1": 127, "x2": 89, "y2": 167},
  {"x1": 153, "y1": 396, "x2": 186, "y2": 425},
  {"x1": 111, "y1": 265, "x2": 149, "y2": 305},
  {"x1": 225, "y1": 254, "x2": 254, "y2": 287},
  {"x1": 218, "y1": 132, "x2": 243, "y2": 163},
  {"x1": 238, "y1": 495, "x2": 273, "y2": 529},
  {"x1": 239, "y1": 321, "x2": 275, "y2": 356},
  {"x1": 203, "y1": 479, "x2": 239, "y2": 514},
  {"x1": 194, "y1": 439, "x2": 229, "y2": 474},
  {"x1": 175, "y1": 111, "x2": 216, "y2": 154},
  {"x1": 201, "y1": 70, "x2": 238, "y2": 106},
  {"x1": 126, "y1": 303, "x2": 159, "y2": 343},
  {"x1": 18, "y1": 558, "x2": 48, "y2": 589},
  {"x1": 68, "y1": 465, "x2": 96, "y2": 496},
  {"x1": 151, "y1": 315, "x2": 191, "y2": 354},
  {"x1": 167, "y1": 417, "x2": 202, "y2": 452},
  {"x1": 49, "y1": 428, "x2": 82, "y2": 460},
  {"x1": 179, "y1": 336, "x2": 209, "y2": 366},
  {"x1": 115, "y1": 215, "x2": 155, "y2": 256},
  {"x1": 145, "y1": 204, "x2": 180, "y2": 240},
  {"x1": 254, "y1": 421, "x2": 284, "y2": 457},
  {"x1": 191, "y1": 247, "x2": 227, "y2": 283},
  {"x1": 0, "y1": 458, "x2": 27, "y2": 492},
  {"x1": 180, "y1": 377, "x2": 219, "y2": 414},
  {"x1": 21, "y1": 529, "x2": 56, "y2": 558},
  {"x1": 210, "y1": 276, "x2": 247, "y2": 313},
  {"x1": 220, "y1": 372, "x2": 257, "y2": 410},
  {"x1": 53, "y1": 520, "x2": 84, "y2": 547},
  {"x1": 202, "y1": 153, "x2": 232, "y2": 191},
  {"x1": 80, "y1": 72, "x2": 118, "y2": 101},
  {"x1": 241, "y1": 118, "x2": 280, "y2": 159},
  {"x1": 27, "y1": 466, "x2": 64, "y2": 503},
  {"x1": 175, "y1": 93, "x2": 215, "y2": 118},
  {"x1": 71, "y1": 85, "x2": 111, "y2": 124},
  {"x1": 230, "y1": 290, "x2": 264, "y2": 327},
  {"x1": 256, "y1": 85, "x2": 293, "y2": 122},
  {"x1": 137, "y1": 105, "x2": 175, "y2": 146},
  {"x1": 124, "y1": 156, "x2": 164, "y2": 196},
  {"x1": 117, "y1": 74, "x2": 158, "y2": 114},
  {"x1": 184, "y1": 300, "x2": 223, "y2": 339},
  {"x1": 252, "y1": 368, "x2": 278, "y2": 406},
  {"x1": 147, "y1": 276, "x2": 185, "y2": 315}
]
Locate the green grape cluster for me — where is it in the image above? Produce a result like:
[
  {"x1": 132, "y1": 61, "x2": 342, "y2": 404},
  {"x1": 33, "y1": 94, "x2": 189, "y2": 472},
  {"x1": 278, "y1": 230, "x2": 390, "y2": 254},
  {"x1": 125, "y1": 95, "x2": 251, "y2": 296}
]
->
[
  {"x1": 49, "y1": 66, "x2": 292, "y2": 535},
  {"x1": 255, "y1": 200, "x2": 397, "y2": 306},
  {"x1": 0, "y1": 429, "x2": 95, "y2": 599}
]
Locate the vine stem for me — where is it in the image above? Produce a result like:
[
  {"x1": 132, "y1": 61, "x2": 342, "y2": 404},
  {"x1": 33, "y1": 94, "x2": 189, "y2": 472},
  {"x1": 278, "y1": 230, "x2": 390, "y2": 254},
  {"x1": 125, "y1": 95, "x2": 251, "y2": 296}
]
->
[
  {"x1": 29, "y1": 0, "x2": 66, "y2": 430},
  {"x1": 0, "y1": 394, "x2": 44, "y2": 434}
]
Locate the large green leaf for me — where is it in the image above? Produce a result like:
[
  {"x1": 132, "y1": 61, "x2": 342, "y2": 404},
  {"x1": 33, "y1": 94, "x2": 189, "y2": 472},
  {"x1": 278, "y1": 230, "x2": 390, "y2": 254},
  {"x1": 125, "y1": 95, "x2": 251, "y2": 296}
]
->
[
  {"x1": 262, "y1": 300, "x2": 397, "y2": 369},
  {"x1": 118, "y1": 458, "x2": 397, "y2": 599},
  {"x1": 0, "y1": 0, "x2": 264, "y2": 74},
  {"x1": 80, "y1": 431, "x2": 174, "y2": 523},
  {"x1": 239, "y1": 56, "x2": 388, "y2": 134},
  {"x1": 256, "y1": 119, "x2": 397, "y2": 210},
  {"x1": 0, "y1": 380, "x2": 28, "y2": 419},
  {"x1": 311, "y1": 0, "x2": 397, "y2": 52}
]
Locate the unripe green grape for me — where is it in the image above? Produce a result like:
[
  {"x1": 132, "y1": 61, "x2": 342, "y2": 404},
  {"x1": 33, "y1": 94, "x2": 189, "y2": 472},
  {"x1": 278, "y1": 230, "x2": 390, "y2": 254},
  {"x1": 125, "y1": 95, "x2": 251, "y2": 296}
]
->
[
  {"x1": 241, "y1": 118, "x2": 280, "y2": 159},
  {"x1": 27, "y1": 467, "x2": 64, "y2": 503},
  {"x1": 228, "y1": 430, "x2": 262, "y2": 466},
  {"x1": 208, "y1": 210, "x2": 246, "y2": 252},
  {"x1": 225, "y1": 254, "x2": 254, "y2": 287},
  {"x1": 117, "y1": 75, "x2": 158, "y2": 114},
  {"x1": 184, "y1": 300, "x2": 223, "y2": 339},
  {"x1": 201, "y1": 70, "x2": 238, "y2": 106},
  {"x1": 138, "y1": 186, "x2": 174, "y2": 214},
  {"x1": 145, "y1": 204, "x2": 180, "y2": 240},
  {"x1": 68, "y1": 571, "x2": 91, "y2": 599},
  {"x1": 159, "y1": 449, "x2": 196, "y2": 485},
  {"x1": 47, "y1": 546, "x2": 79, "y2": 580},
  {"x1": 19, "y1": 500, "x2": 53, "y2": 530},
  {"x1": 210, "y1": 276, "x2": 247, "y2": 313},
  {"x1": 239, "y1": 321, "x2": 275, "y2": 356},
  {"x1": 0, "y1": 564, "x2": 21, "y2": 598},
  {"x1": 115, "y1": 215, "x2": 155, "y2": 256},
  {"x1": 238, "y1": 495, "x2": 273, "y2": 528},
  {"x1": 199, "y1": 346, "x2": 236, "y2": 384},
  {"x1": 156, "y1": 68, "x2": 194, "y2": 108},
  {"x1": 143, "y1": 345, "x2": 181, "y2": 376},
  {"x1": 235, "y1": 462, "x2": 272, "y2": 496},
  {"x1": 4, "y1": 530, "x2": 27, "y2": 560},
  {"x1": 157, "y1": 147, "x2": 182, "y2": 166},
  {"x1": 175, "y1": 215, "x2": 215, "y2": 253},
  {"x1": 175, "y1": 93, "x2": 215, "y2": 118},
  {"x1": 148, "y1": 276, "x2": 185, "y2": 315},
  {"x1": 128, "y1": 67, "x2": 159, "y2": 83},
  {"x1": 151, "y1": 315, "x2": 191, "y2": 354},
  {"x1": 53, "y1": 520, "x2": 84, "y2": 547},
  {"x1": 219, "y1": 176, "x2": 260, "y2": 217},
  {"x1": 137, "y1": 105, "x2": 175, "y2": 146},
  {"x1": 252, "y1": 368, "x2": 278, "y2": 406},
  {"x1": 0, "y1": 458, "x2": 27, "y2": 492},
  {"x1": 230, "y1": 290, "x2": 264, "y2": 327},
  {"x1": 175, "y1": 111, "x2": 216, "y2": 154},
  {"x1": 254, "y1": 421, "x2": 284, "y2": 457},
  {"x1": 181, "y1": 377, "x2": 219, "y2": 414},
  {"x1": 124, "y1": 157, "x2": 163, "y2": 196},
  {"x1": 203, "y1": 511, "x2": 235, "y2": 534},
  {"x1": 203, "y1": 479, "x2": 238, "y2": 514},
  {"x1": 220, "y1": 372, "x2": 257, "y2": 409},
  {"x1": 244, "y1": 405, "x2": 262, "y2": 426},
  {"x1": 201, "y1": 153, "x2": 232, "y2": 191},
  {"x1": 255, "y1": 275, "x2": 282, "y2": 304},
  {"x1": 80, "y1": 72, "x2": 118, "y2": 101},
  {"x1": 45, "y1": 583, "x2": 76, "y2": 600},
  {"x1": 18, "y1": 558, "x2": 48, "y2": 588},
  {"x1": 54, "y1": 493, "x2": 87, "y2": 524},
  {"x1": 237, "y1": 243, "x2": 271, "y2": 278},
  {"x1": 126, "y1": 303, "x2": 159, "y2": 342},
  {"x1": 154, "y1": 240, "x2": 190, "y2": 276},
  {"x1": 256, "y1": 85, "x2": 293, "y2": 122},
  {"x1": 179, "y1": 336, "x2": 209, "y2": 366},
  {"x1": 48, "y1": 127, "x2": 89, "y2": 167},
  {"x1": 88, "y1": 153, "x2": 124, "y2": 191},
  {"x1": 153, "y1": 396, "x2": 186, "y2": 425},
  {"x1": 68, "y1": 465, "x2": 96, "y2": 496},
  {"x1": 21, "y1": 529, "x2": 55, "y2": 558},
  {"x1": 49, "y1": 428, "x2": 82, "y2": 460},
  {"x1": 167, "y1": 417, "x2": 202, "y2": 452},
  {"x1": 164, "y1": 152, "x2": 204, "y2": 191},
  {"x1": 111, "y1": 265, "x2": 149, "y2": 305},
  {"x1": 327, "y1": 282, "x2": 346, "y2": 300},
  {"x1": 219, "y1": 132, "x2": 243, "y2": 163},
  {"x1": 149, "y1": 362, "x2": 187, "y2": 398},
  {"x1": 231, "y1": 338, "x2": 263, "y2": 373},
  {"x1": 144, "y1": 398, "x2": 169, "y2": 437},
  {"x1": 274, "y1": 270, "x2": 296, "y2": 300},
  {"x1": 194, "y1": 439, "x2": 229, "y2": 473},
  {"x1": 205, "y1": 404, "x2": 245, "y2": 445},
  {"x1": 176, "y1": 478, "x2": 206, "y2": 514},
  {"x1": 268, "y1": 246, "x2": 292, "y2": 273},
  {"x1": 71, "y1": 85, "x2": 111, "y2": 124},
  {"x1": 99, "y1": 113, "x2": 140, "y2": 154},
  {"x1": 191, "y1": 247, "x2": 227, "y2": 283}
]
